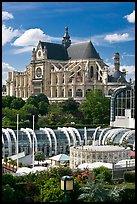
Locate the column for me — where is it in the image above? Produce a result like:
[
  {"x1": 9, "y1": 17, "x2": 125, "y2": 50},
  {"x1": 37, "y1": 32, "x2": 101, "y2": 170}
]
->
[
  {"x1": 72, "y1": 79, "x2": 76, "y2": 97},
  {"x1": 6, "y1": 82, "x2": 10, "y2": 95},
  {"x1": 64, "y1": 71, "x2": 69, "y2": 97},
  {"x1": 51, "y1": 71, "x2": 56, "y2": 97},
  {"x1": 57, "y1": 72, "x2": 62, "y2": 97}
]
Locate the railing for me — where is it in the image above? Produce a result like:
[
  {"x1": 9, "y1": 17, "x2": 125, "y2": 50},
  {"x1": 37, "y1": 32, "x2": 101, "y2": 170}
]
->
[{"x1": 2, "y1": 162, "x2": 17, "y2": 174}]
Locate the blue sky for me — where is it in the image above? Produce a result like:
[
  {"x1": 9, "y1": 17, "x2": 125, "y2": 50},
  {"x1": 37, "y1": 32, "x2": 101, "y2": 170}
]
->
[{"x1": 2, "y1": 2, "x2": 135, "y2": 85}]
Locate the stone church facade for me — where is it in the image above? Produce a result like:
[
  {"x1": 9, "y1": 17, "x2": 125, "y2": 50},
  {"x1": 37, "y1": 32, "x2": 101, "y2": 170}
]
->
[{"x1": 6, "y1": 26, "x2": 128, "y2": 102}]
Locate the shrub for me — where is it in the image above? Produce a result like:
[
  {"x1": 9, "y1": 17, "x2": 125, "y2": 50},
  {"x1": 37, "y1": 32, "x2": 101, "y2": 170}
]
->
[
  {"x1": 2, "y1": 173, "x2": 17, "y2": 187},
  {"x1": 2, "y1": 184, "x2": 17, "y2": 202},
  {"x1": 93, "y1": 166, "x2": 112, "y2": 183},
  {"x1": 124, "y1": 171, "x2": 135, "y2": 183}
]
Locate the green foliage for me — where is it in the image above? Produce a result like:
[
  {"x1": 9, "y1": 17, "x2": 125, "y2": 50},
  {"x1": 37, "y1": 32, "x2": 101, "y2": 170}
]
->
[
  {"x1": 38, "y1": 101, "x2": 48, "y2": 116},
  {"x1": 48, "y1": 166, "x2": 72, "y2": 179},
  {"x1": 78, "y1": 178, "x2": 125, "y2": 202},
  {"x1": 80, "y1": 89, "x2": 110, "y2": 124},
  {"x1": 2, "y1": 95, "x2": 16, "y2": 108},
  {"x1": 62, "y1": 98, "x2": 80, "y2": 114},
  {"x1": 26, "y1": 95, "x2": 38, "y2": 108},
  {"x1": 93, "y1": 166, "x2": 112, "y2": 183},
  {"x1": 10, "y1": 97, "x2": 25, "y2": 109},
  {"x1": 120, "y1": 187, "x2": 135, "y2": 201},
  {"x1": 34, "y1": 151, "x2": 45, "y2": 165},
  {"x1": 2, "y1": 173, "x2": 17, "y2": 187},
  {"x1": 2, "y1": 184, "x2": 17, "y2": 202},
  {"x1": 40, "y1": 177, "x2": 64, "y2": 202},
  {"x1": 21, "y1": 103, "x2": 39, "y2": 126},
  {"x1": 36, "y1": 93, "x2": 49, "y2": 104},
  {"x1": 124, "y1": 171, "x2": 135, "y2": 183}
]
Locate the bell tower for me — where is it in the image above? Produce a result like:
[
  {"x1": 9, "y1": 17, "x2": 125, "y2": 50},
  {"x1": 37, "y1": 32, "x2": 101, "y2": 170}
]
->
[
  {"x1": 114, "y1": 52, "x2": 120, "y2": 71},
  {"x1": 62, "y1": 26, "x2": 71, "y2": 49}
]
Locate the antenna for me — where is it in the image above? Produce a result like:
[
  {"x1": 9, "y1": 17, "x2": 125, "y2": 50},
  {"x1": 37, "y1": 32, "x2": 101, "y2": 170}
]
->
[{"x1": 115, "y1": 46, "x2": 118, "y2": 53}]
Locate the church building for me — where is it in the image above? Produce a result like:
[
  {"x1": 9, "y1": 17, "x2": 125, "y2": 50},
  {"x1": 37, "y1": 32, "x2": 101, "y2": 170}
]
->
[{"x1": 6, "y1": 26, "x2": 128, "y2": 102}]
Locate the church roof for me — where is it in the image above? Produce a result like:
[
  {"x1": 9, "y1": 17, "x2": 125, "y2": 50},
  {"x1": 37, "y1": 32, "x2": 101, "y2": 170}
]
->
[
  {"x1": 40, "y1": 42, "x2": 69, "y2": 60},
  {"x1": 67, "y1": 41, "x2": 101, "y2": 60},
  {"x1": 108, "y1": 70, "x2": 127, "y2": 83},
  {"x1": 39, "y1": 40, "x2": 100, "y2": 61}
]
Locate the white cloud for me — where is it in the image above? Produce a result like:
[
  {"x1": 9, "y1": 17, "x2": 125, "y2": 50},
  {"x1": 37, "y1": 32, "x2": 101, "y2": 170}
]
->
[
  {"x1": 2, "y1": 62, "x2": 16, "y2": 85},
  {"x1": 121, "y1": 65, "x2": 135, "y2": 81},
  {"x1": 104, "y1": 33, "x2": 130, "y2": 43},
  {"x1": 13, "y1": 28, "x2": 61, "y2": 47},
  {"x1": 2, "y1": 11, "x2": 14, "y2": 21},
  {"x1": 11, "y1": 28, "x2": 62, "y2": 53},
  {"x1": 13, "y1": 46, "x2": 34, "y2": 54},
  {"x1": 124, "y1": 10, "x2": 135, "y2": 23},
  {"x1": 2, "y1": 24, "x2": 22, "y2": 46}
]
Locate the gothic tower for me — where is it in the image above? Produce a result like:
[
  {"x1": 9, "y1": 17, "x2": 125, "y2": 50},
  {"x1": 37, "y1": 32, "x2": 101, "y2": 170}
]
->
[
  {"x1": 114, "y1": 52, "x2": 120, "y2": 71},
  {"x1": 62, "y1": 26, "x2": 71, "y2": 49}
]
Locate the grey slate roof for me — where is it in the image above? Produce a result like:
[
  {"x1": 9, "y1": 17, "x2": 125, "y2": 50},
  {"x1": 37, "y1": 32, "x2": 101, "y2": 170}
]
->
[
  {"x1": 40, "y1": 42, "x2": 69, "y2": 60},
  {"x1": 40, "y1": 40, "x2": 100, "y2": 61},
  {"x1": 67, "y1": 41, "x2": 101, "y2": 60},
  {"x1": 108, "y1": 70, "x2": 127, "y2": 83}
]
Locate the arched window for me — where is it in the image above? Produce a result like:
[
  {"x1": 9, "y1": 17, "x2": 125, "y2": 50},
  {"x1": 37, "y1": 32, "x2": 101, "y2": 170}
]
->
[
  {"x1": 76, "y1": 89, "x2": 82, "y2": 97},
  {"x1": 61, "y1": 89, "x2": 64, "y2": 97},
  {"x1": 90, "y1": 66, "x2": 94, "y2": 78}
]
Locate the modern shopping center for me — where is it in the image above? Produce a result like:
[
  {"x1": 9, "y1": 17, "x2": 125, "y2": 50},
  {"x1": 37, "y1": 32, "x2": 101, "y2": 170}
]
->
[{"x1": 2, "y1": 83, "x2": 135, "y2": 163}]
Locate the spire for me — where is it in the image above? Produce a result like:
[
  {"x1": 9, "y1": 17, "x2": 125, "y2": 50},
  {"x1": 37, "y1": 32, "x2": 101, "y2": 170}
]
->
[
  {"x1": 114, "y1": 52, "x2": 120, "y2": 71},
  {"x1": 62, "y1": 26, "x2": 71, "y2": 49}
]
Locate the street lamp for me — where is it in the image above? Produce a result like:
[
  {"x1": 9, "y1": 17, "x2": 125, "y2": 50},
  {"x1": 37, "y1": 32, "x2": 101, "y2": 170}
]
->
[{"x1": 61, "y1": 175, "x2": 74, "y2": 202}]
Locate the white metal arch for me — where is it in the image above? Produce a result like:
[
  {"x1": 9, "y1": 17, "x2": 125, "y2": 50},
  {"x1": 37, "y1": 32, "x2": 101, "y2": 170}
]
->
[
  {"x1": 2, "y1": 128, "x2": 12, "y2": 156},
  {"x1": 84, "y1": 126, "x2": 88, "y2": 145},
  {"x1": 98, "y1": 128, "x2": 111, "y2": 145},
  {"x1": 39, "y1": 128, "x2": 52, "y2": 156},
  {"x1": 92, "y1": 126, "x2": 101, "y2": 145},
  {"x1": 20, "y1": 128, "x2": 32, "y2": 148},
  {"x1": 2, "y1": 134, "x2": 4, "y2": 144},
  {"x1": 110, "y1": 129, "x2": 128, "y2": 144},
  {"x1": 102, "y1": 129, "x2": 113, "y2": 145},
  {"x1": 2, "y1": 133, "x2": 5, "y2": 157},
  {"x1": 67, "y1": 127, "x2": 77, "y2": 146},
  {"x1": 105, "y1": 128, "x2": 124, "y2": 145},
  {"x1": 26, "y1": 128, "x2": 38, "y2": 152},
  {"x1": 119, "y1": 130, "x2": 135, "y2": 144},
  {"x1": 58, "y1": 127, "x2": 71, "y2": 147},
  {"x1": 70, "y1": 127, "x2": 82, "y2": 145},
  {"x1": 7, "y1": 128, "x2": 17, "y2": 145},
  {"x1": 46, "y1": 128, "x2": 57, "y2": 155}
]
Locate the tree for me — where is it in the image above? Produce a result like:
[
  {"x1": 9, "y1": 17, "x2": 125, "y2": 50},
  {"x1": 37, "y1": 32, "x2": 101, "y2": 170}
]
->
[
  {"x1": 26, "y1": 96, "x2": 38, "y2": 108},
  {"x1": 21, "y1": 104, "x2": 39, "y2": 124},
  {"x1": 40, "y1": 178, "x2": 64, "y2": 202},
  {"x1": 92, "y1": 166, "x2": 112, "y2": 183},
  {"x1": 2, "y1": 95, "x2": 16, "y2": 108},
  {"x1": 10, "y1": 98, "x2": 25, "y2": 110},
  {"x1": 80, "y1": 89, "x2": 110, "y2": 124},
  {"x1": 78, "y1": 176, "x2": 125, "y2": 202},
  {"x1": 38, "y1": 101, "x2": 48, "y2": 116},
  {"x1": 47, "y1": 103, "x2": 64, "y2": 125},
  {"x1": 34, "y1": 151, "x2": 45, "y2": 165},
  {"x1": 62, "y1": 98, "x2": 80, "y2": 115},
  {"x1": 36, "y1": 93, "x2": 49, "y2": 104}
]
